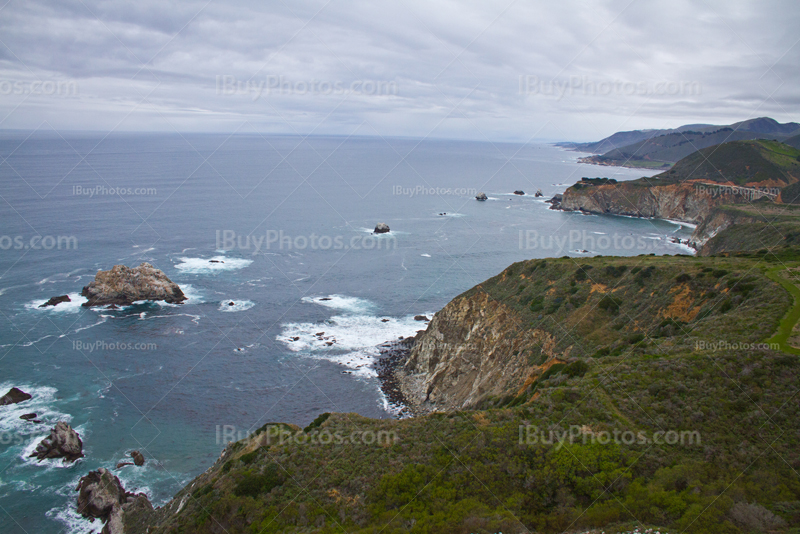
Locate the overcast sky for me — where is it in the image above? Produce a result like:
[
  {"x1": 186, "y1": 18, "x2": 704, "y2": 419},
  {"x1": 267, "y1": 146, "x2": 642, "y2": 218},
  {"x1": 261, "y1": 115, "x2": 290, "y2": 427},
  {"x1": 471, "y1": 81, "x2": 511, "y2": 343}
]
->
[{"x1": 0, "y1": 0, "x2": 798, "y2": 141}]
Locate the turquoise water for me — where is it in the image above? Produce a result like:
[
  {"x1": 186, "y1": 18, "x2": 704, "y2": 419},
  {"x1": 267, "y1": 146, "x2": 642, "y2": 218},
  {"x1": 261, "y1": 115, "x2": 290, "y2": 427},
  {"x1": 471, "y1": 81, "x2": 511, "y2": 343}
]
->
[{"x1": 0, "y1": 133, "x2": 692, "y2": 532}]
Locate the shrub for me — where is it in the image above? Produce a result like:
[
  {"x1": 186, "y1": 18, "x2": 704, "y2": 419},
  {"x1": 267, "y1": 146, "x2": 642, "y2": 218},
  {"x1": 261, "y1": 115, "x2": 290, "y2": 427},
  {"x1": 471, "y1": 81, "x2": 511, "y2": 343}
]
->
[
  {"x1": 675, "y1": 273, "x2": 691, "y2": 283},
  {"x1": 598, "y1": 295, "x2": 622, "y2": 314},
  {"x1": 303, "y1": 412, "x2": 331, "y2": 432},
  {"x1": 234, "y1": 464, "x2": 282, "y2": 498},
  {"x1": 564, "y1": 360, "x2": 589, "y2": 378}
]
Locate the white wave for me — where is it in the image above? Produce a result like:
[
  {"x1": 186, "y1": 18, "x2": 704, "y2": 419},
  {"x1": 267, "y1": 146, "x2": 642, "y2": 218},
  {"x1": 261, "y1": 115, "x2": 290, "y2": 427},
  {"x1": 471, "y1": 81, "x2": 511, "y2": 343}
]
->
[
  {"x1": 663, "y1": 218, "x2": 698, "y2": 229},
  {"x1": 25, "y1": 292, "x2": 88, "y2": 313},
  {"x1": 278, "y1": 313, "x2": 427, "y2": 354},
  {"x1": 174, "y1": 256, "x2": 252, "y2": 274},
  {"x1": 46, "y1": 506, "x2": 96, "y2": 534},
  {"x1": 592, "y1": 232, "x2": 606, "y2": 235},
  {"x1": 219, "y1": 300, "x2": 255, "y2": 312},
  {"x1": 0, "y1": 383, "x2": 71, "y2": 437},
  {"x1": 435, "y1": 212, "x2": 465, "y2": 217},
  {"x1": 301, "y1": 295, "x2": 374, "y2": 314},
  {"x1": 421, "y1": 253, "x2": 431, "y2": 258}
]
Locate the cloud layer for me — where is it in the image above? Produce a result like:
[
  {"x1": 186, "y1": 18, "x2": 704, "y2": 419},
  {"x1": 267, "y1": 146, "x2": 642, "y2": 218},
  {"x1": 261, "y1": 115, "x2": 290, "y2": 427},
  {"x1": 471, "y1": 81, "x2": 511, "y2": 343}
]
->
[{"x1": 0, "y1": 0, "x2": 798, "y2": 140}]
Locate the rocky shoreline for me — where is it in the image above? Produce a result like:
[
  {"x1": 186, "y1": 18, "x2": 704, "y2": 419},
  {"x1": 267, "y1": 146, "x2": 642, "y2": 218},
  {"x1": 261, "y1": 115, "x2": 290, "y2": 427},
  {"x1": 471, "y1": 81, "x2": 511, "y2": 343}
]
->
[{"x1": 375, "y1": 337, "x2": 417, "y2": 418}]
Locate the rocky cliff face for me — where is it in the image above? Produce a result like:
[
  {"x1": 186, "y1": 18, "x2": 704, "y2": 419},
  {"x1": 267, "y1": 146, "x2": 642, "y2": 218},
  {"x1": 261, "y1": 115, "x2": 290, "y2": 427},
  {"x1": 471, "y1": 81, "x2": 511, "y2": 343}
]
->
[
  {"x1": 560, "y1": 181, "x2": 725, "y2": 223},
  {"x1": 560, "y1": 181, "x2": 767, "y2": 250},
  {"x1": 396, "y1": 291, "x2": 565, "y2": 413}
]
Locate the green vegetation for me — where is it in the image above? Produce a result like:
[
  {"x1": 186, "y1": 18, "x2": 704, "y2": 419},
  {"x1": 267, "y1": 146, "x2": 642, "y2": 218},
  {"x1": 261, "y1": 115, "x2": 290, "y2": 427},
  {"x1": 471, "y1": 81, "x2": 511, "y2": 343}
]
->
[{"x1": 135, "y1": 249, "x2": 800, "y2": 534}]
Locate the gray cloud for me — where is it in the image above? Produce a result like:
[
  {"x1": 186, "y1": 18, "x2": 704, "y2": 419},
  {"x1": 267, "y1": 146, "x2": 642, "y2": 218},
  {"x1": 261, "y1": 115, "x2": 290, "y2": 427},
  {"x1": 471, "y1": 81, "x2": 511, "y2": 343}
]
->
[{"x1": 0, "y1": 0, "x2": 797, "y2": 140}]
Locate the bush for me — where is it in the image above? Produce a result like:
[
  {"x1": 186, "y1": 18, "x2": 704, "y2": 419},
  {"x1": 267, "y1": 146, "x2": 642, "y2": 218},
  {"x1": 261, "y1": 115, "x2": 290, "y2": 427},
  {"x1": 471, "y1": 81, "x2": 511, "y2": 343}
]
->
[
  {"x1": 598, "y1": 295, "x2": 622, "y2": 314},
  {"x1": 234, "y1": 464, "x2": 282, "y2": 498},
  {"x1": 303, "y1": 412, "x2": 330, "y2": 432},
  {"x1": 564, "y1": 360, "x2": 589, "y2": 378},
  {"x1": 675, "y1": 273, "x2": 691, "y2": 283}
]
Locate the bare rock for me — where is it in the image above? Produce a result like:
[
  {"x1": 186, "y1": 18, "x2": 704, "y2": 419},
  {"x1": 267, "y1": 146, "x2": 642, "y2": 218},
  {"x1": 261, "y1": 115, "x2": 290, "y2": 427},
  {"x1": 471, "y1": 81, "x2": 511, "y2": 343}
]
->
[
  {"x1": 476, "y1": 192, "x2": 488, "y2": 201},
  {"x1": 30, "y1": 421, "x2": 84, "y2": 462},
  {"x1": 81, "y1": 263, "x2": 186, "y2": 307},
  {"x1": 0, "y1": 387, "x2": 32, "y2": 406},
  {"x1": 76, "y1": 468, "x2": 153, "y2": 534},
  {"x1": 131, "y1": 450, "x2": 144, "y2": 466},
  {"x1": 39, "y1": 295, "x2": 71, "y2": 308},
  {"x1": 414, "y1": 315, "x2": 430, "y2": 322},
  {"x1": 374, "y1": 223, "x2": 391, "y2": 234},
  {"x1": 20, "y1": 413, "x2": 37, "y2": 420}
]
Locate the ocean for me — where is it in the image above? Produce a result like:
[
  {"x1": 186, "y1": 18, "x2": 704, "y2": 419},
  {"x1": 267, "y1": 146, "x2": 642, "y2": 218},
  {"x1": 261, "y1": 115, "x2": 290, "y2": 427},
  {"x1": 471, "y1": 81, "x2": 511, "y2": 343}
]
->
[{"x1": 0, "y1": 132, "x2": 693, "y2": 533}]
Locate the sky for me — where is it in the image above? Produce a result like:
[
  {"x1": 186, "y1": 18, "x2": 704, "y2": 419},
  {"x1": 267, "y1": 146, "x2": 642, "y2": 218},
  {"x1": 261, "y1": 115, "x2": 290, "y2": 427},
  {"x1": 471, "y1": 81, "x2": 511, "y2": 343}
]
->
[{"x1": 0, "y1": 0, "x2": 798, "y2": 142}]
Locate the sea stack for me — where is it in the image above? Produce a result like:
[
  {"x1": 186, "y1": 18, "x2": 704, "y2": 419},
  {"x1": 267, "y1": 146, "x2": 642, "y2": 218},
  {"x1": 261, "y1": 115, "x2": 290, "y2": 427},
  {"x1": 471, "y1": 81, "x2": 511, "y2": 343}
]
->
[
  {"x1": 81, "y1": 263, "x2": 186, "y2": 307},
  {"x1": 30, "y1": 421, "x2": 84, "y2": 463},
  {"x1": 0, "y1": 387, "x2": 32, "y2": 406},
  {"x1": 374, "y1": 223, "x2": 391, "y2": 234},
  {"x1": 476, "y1": 192, "x2": 488, "y2": 201}
]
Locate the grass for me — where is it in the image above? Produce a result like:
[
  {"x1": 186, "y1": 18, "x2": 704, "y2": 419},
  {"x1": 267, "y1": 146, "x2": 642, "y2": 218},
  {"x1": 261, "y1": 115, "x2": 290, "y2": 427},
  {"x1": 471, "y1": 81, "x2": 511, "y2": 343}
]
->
[{"x1": 765, "y1": 267, "x2": 800, "y2": 355}]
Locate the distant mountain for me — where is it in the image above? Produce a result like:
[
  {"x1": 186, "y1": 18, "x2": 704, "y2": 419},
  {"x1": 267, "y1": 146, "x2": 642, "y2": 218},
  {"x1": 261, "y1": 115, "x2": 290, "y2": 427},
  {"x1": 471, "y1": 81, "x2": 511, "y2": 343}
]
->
[
  {"x1": 785, "y1": 133, "x2": 800, "y2": 149},
  {"x1": 562, "y1": 117, "x2": 800, "y2": 168}
]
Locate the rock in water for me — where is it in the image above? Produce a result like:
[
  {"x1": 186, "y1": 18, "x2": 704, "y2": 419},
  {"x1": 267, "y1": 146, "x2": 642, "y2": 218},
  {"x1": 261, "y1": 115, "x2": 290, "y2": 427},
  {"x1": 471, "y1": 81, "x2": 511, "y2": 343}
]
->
[
  {"x1": 476, "y1": 192, "x2": 488, "y2": 201},
  {"x1": 20, "y1": 413, "x2": 37, "y2": 420},
  {"x1": 30, "y1": 421, "x2": 84, "y2": 462},
  {"x1": 81, "y1": 263, "x2": 186, "y2": 307},
  {"x1": 513, "y1": 190, "x2": 525, "y2": 195},
  {"x1": 0, "y1": 387, "x2": 32, "y2": 405},
  {"x1": 131, "y1": 450, "x2": 145, "y2": 466},
  {"x1": 535, "y1": 189, "x2": 543, "y2": 197},
  {"x1": 374, "y1": 223, "x2": 391, "y2": 234},
  {"x1": 414, "y1": 315, "x2": 430, "y2": 321},
  {"x1": 39, "y1": 295, "x2": 71, "y2": 308},
  {"x1": 76, "y1": 468, "x2": 153, "y2": 534}
]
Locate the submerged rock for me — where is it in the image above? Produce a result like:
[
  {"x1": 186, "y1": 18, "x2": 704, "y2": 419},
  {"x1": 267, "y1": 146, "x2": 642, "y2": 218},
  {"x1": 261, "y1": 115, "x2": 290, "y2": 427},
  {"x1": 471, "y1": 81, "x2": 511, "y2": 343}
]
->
[
  {"x1": 476, "y1": 192, "x2": 488, "y2": 201},
  {"x1": 0, "y1": 387, "x2": 32, "y2": 406},
  {"x1": 39, "y1": 295, "x2": 71, "y2": 308},
  {"x1": 374, "y1": 223, "x2": 391, "y2": 234},
  {"x1": 20, "y1": 413, "x2": 37, "y2": 420},
  {"x1": 30, "y1": 421, "x2": 84, "y2": 462},
  {"x1": 76, "y1": 468, "x2": 153, "y2": 534},
  {"x1": 81, "y1": 263, "x2": 186, "y2": 307}
]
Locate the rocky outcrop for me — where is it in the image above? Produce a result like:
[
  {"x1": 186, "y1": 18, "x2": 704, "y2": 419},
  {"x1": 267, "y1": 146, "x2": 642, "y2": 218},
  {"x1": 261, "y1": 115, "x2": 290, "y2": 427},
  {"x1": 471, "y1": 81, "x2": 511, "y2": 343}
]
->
[
  {"x1": 76, "y1": 468, "x2": 153, "y2": 534},
  {"x1": 30, "y1": 421, "x2": 84, "y2": 462},
  {"x1": 514, "y1": 190, "x2": 525, "y2": 195},
  {"x1": 81, "y1": 263, "x2": 186, "y2": 307},
  {"x1": 559, "y1": 181, "x2": 727, "y2": 223},
  {"x1": 396, "y1": 291, "x2": 565, "y2": 413},
  {"x1": 131, "y1": 450, "x2": 144, "y2": 466},
  {"x1": 476, "y1": 192, "x2": 487, "y2": 201},
  {"x1": 373, "y1": 223, "x2": 390, "y2": 234},
  {"x1": 39, "y1": 295, "x2": 71, "y2": 308},
  {"x1": 0, "y1": 387, "x2": 31, "y2": 405}
]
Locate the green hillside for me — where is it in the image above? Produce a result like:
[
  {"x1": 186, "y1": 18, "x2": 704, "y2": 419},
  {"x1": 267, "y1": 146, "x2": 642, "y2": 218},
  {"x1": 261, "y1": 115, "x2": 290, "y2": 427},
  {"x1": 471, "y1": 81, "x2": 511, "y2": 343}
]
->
[
  {"x1": 651, "y1": 140, "x2": 800, "y2": 186},
  {"x1": 133, "y1": 252, "x2": 800, "y2": 534}
]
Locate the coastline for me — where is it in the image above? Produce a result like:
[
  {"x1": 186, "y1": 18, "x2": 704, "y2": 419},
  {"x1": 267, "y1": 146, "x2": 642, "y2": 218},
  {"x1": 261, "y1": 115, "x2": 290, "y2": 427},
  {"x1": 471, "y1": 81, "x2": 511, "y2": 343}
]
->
[{"x1": 375, "y1": 337, "x2": 417, "y2": 418}]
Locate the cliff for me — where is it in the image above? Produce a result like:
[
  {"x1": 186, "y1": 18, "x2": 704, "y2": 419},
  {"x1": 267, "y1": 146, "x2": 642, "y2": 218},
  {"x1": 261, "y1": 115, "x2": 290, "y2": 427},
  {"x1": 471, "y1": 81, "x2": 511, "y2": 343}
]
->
[{"x1": 120, "y1": 252, "x2": 800, "y2": 534}]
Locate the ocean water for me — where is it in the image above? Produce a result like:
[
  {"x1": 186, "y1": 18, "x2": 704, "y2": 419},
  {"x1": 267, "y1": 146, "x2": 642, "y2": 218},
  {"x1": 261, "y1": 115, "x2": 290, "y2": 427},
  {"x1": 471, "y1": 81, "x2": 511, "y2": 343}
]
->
[{"x1": 0, "y1": 133, "x2": 693, "y2": 533}]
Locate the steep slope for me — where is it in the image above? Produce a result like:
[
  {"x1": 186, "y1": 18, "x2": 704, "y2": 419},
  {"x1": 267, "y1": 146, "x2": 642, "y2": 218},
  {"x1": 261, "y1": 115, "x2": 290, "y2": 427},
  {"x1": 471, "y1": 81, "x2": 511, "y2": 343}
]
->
[
  {"x1": 560, "y1": 140, "x2": 800, "y2": 249},
  {"x1": 125, "y1": 252, "x2": 800, "y2": 534},
  {"x1": 574, "y1": 117, "x2": 800, "y2": 168}
]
